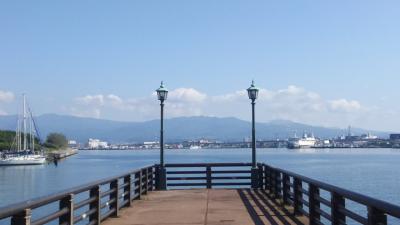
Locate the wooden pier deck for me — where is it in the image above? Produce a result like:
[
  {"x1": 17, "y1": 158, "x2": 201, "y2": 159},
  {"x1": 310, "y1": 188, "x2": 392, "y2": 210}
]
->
[
  {"x1": 1, "y1": 163, "x2": 399, "y2": 225},
  {"x1": 103, "y1": 189, "x2": 308, "y2": 225}
]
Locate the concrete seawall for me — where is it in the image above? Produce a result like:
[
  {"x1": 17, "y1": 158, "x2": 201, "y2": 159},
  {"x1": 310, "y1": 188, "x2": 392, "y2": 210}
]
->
[{"x1": 47, "y1": 148, "x2": 78, "y2": 160}]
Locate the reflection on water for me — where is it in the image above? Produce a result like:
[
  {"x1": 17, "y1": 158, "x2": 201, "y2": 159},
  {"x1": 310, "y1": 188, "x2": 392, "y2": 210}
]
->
[{"x1": 0, "y1": 148, "x2": 400, "y2": 208}]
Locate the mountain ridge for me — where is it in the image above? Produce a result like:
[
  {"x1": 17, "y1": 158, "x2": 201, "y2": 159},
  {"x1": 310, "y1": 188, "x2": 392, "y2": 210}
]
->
[{"x1": 0, "y1": 114, "x2": 390, "y2": 143}]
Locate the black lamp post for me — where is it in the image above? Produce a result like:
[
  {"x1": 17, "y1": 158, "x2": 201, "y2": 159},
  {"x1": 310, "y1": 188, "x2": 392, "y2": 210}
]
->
[
  {"x1": 156, "y1": 81, "x2": 168, "y2": 190},
  {"x1": 247, "y1": 80, "x2": 259, "y2": 189}
]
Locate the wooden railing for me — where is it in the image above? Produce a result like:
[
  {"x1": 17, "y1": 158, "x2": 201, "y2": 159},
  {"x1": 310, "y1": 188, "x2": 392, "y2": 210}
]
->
[
  {"x1": 263, "y1": 164, "x2": 400, "y2": 225},
  {"x1": 164, "y1": 163, "x2": 400, "y2": 225},
  {"x1": 1, "y1": 163, "x2": 400, "y2": 225},
  {"x1": 165, "y1": 163, "x2": 253, "y2": 188},
  {"x1": 0, "y1": 165, "x2": 155, "y2": 225}
]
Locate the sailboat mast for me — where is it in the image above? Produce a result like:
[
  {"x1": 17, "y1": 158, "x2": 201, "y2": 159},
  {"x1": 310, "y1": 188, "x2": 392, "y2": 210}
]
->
[
  {"x1": 30, "y1": 119, "x2": 32, "y2": 151},
  {"x1": 32, "y1": 128, "x2": 35, "y2": 152},
  {"x1": 23, "y1": 94, "x2": 27, "y2": 151},
  {"x1": 16, "y1": 117, "x2": 20, "y2": 151},
  {"x1": 19, "y1": 118, "x2": 21, "y2": 151},
  {"x1": 31, "y1": 119, "x2": 35, "y2": 153}
]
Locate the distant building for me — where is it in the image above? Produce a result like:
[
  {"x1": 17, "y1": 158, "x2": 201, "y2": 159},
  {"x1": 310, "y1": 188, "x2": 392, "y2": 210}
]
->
[
  {"x1": 68, "y1": 140, "x2": 78, "y2": 148},
  {"x1": 390, "y1": 134, "x2": 400, "y2": 140},
  {"x1": 87, "y1": 138, "x2": 109, "y2": 149},
  {"x1": 345, "y1": 125, "x2": 361, "y2": 141},
  {"x1": 143, "y1": 141, "x2": 159, "y2": 149},
  {"x1": 345, "y1": 135, "x2": 361, "y2": 141},
  {"x1": 199, "y1": 139, "x2": 213, "y2": 144}
]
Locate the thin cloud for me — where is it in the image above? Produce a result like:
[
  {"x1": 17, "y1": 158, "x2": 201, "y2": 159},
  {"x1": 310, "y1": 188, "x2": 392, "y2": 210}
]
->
[
  {"x1": 70, "y1": 88, "x2": 208, "y2": 121},
  {"x1": 76, "y1": 95, "x2": 104, "y2": 106},
  {"x1": 0, "y1": 90, "x2": 15, "y2": 116},
  {"x1": 329, "y1": 99, "x2": 362, "y2": 112},
  {"x1": 0, "y1": 109, "x2": 8, "y2": 116},
  {"x1": 0, "y1": 90, "x2": 14, "y2": 103},
  {"x1": 69, "y1": 107, "x2": 101, "y2": 119},
  {"x1": 67, "y1": 86, "x2": 393, "y2": 130}
]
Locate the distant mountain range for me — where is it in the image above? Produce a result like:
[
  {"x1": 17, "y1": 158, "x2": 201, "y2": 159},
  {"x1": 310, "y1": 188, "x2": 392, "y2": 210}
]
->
[{"x1": 0, "y1": 114, "x2": 390, "y2": 143}]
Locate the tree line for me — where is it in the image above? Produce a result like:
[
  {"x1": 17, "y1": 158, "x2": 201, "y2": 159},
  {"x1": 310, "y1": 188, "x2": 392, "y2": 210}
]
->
[{"x1": 0, "y1": 130, "x2": 68, "y2": 151}]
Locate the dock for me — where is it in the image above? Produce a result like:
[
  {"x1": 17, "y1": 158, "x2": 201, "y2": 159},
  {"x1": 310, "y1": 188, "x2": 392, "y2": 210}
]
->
[
  {"x1": 103, "y1": 189, "x2": 308, "y2": 225},
  {"x1": 0, "y1": 163, "x2": 399, "y2": 225},
  {"x1": 46, "y1": 148, "x2": 78, "y2": 160}
]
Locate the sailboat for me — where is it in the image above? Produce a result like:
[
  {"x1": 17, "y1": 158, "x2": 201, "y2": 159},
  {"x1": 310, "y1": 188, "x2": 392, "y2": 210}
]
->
[{"x1": 0, "y1": 94, "x2": 46, "y2": 165}]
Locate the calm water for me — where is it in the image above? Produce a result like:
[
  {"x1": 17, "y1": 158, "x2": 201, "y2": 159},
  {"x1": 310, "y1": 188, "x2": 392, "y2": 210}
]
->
[{"x1": 0, "y1": 148, "x2": 399, "y2": 222}]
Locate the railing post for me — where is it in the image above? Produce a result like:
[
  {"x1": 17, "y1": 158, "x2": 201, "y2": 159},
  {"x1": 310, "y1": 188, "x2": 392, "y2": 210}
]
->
[
  {"x1": 274, "y1": 171, "x2": 281, "y2": 199},
  {"x1": 59, "y1": 194, "x2": 74, "y2": 225},
  {"x1": 110, "y1": 179, "x2": 119, "y2": 217},
  {"x1": 269, "y1": 168, "x2": 274, "y2": 194},
  {"x1": 263, "y1": 165, "x2": 268, "y2": 190},
  {"x1": 282, "y1": 174, "x2": 290, "y2": 205},
  {"x1": 138, "y1": 170, "x2": 143, "y2": 199},
  {"x1": 266, "y1": 166, "x2": 273, "y2": 193},
  {"x1": 309, "y1": 184, "x2": 320, "y2": 225},
  {"x1": 144, "y1": 168, "x2": 149, "y2": 194},
  {"x1": 294, "y1": 178, "x2": 303, "y2": 215},
  {"x1": 158, "y1": 165, "x2": 167, "y2": 190},
  {"x1": 89, "y1": 186, "x2": 101, "y2": 225},
  {"x1": 258, "y1": 164, "x2": 264, "y2": 189},
  {"x1": 331, "y1": 192, "x2": 346, "y2": 225},
  {"x1": 149, "y1": 166, "x2": 154, "y2": 191},
  {"x1": 124, "y1": 175, "x2": 132, "y2": 207},
  {"x1": 153, "y1": 166, "x2": 156, "y2": 191},
  {"x1": 367, "y1": 206, "x2": 387, "y2": 225},
  {"x1": 11, "y1": 209, "x2": 31, "y2": 225},
  {"x1": 251, "y1": 167, "x2": 259, "y2": 189},
  {"x1": 206, "y1": 165, "x2": 212, "y2": 189},
  {"x1": 154, "y1": 165, "x2": 160, "y2": 190},
  {"x1": 271, "y1": 169, "x2": 277, "y2": 198}
]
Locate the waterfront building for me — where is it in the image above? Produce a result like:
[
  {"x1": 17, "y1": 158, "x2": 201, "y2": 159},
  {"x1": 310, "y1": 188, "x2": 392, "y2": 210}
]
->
[
  {"x1": 143, "y1": 141, "x2": 160, "y2": 149},
  {"x1": 390, "y1": 134, "x2": 400, "y2": 140},
  {"x1": 68, "y1": 140, "x2": 79, "y2": 149},
  {"x1": 87, "y1": 138, "x2": 109, "y2": 149}
]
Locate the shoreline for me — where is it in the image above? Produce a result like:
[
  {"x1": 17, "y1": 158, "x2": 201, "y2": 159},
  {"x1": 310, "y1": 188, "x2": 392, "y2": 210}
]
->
[
  {"x1": 46, "y1": 148, "x2": 78, "y2": 160},
  {"x1": 77, "y1": 146, "x2": 400, "y2": 151}
]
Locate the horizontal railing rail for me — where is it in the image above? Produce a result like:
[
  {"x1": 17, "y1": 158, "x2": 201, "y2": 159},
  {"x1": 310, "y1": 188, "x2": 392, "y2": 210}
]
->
[
  {"x1": 262, "y1": 164, "x2": 400, "y2": 225},
  {"x1": 165, "y1": 163, "x2": 254, "y2": 189},
  {"x1": 164, "y1": 162, "x2": 400, "y2": 224},
  {"x1": 1, "y1": 162, "x2": 399, "y2": 225},
  {"x1": 0, "y1": 165, "x2": 156, "y2": 225}
]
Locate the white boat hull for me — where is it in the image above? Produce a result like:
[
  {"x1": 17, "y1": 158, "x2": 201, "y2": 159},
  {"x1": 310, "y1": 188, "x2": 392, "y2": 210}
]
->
[{"x1": 0, "y1": 155, "x2": 46, "y2": 166}]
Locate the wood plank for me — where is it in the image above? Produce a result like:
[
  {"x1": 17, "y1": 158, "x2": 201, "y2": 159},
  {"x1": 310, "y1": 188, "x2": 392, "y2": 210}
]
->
[{"x1": 102, "y1": 189, "x2": 309, "y2": 225}]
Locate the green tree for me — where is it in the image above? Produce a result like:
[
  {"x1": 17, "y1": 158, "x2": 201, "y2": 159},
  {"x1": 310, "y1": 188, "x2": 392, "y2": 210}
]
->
[
  {"x1": 0, "y1": 130, "x2": 42, "y2": 152},
  {"x1": 0, "y1": 130, "x2": 15, "y2": 150},
  {"x1": 45, "y1": 133, "x2": 68, "y2": 149}
]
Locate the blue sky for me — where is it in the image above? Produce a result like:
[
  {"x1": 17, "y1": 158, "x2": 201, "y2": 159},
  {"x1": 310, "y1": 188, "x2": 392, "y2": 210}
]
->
[{"x1": 0, "y1": 1, "x2": 399, "y2": 131}]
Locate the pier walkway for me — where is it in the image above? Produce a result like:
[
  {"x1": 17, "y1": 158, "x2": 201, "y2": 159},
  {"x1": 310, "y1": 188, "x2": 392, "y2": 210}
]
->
[
  {"x1": 103, "y1": 189, "x2": 308, "y2": 225},
  {"x1": 1, "y1": 163, "x2": 399, "y2": 225}
]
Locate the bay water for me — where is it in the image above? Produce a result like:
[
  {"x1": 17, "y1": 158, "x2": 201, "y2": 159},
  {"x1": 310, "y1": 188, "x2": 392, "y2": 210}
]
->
[{"x1": 0, "y1": 148, "x2": 399, "y2": 223}]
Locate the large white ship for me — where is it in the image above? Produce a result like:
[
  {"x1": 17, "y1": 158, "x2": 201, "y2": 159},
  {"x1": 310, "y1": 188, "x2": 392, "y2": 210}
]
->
[
  {"x1": 0, "y1": 94, "x2": 46, "y2": 166},
  {"x1": 189, "y1": 145, "x2": 202, "y2": 150},
  {"x1": 288, "y1": 133, "x2": 317, "y2": 149}
]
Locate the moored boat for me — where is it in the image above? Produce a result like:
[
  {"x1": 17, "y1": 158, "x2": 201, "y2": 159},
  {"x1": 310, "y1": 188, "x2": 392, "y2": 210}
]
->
[
  {"x1": 0, "y1": 94, "x2": 46, "y2": 166},
  {"x1": 0, "y1": 154, "x2": 45, "y2": 165}
]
